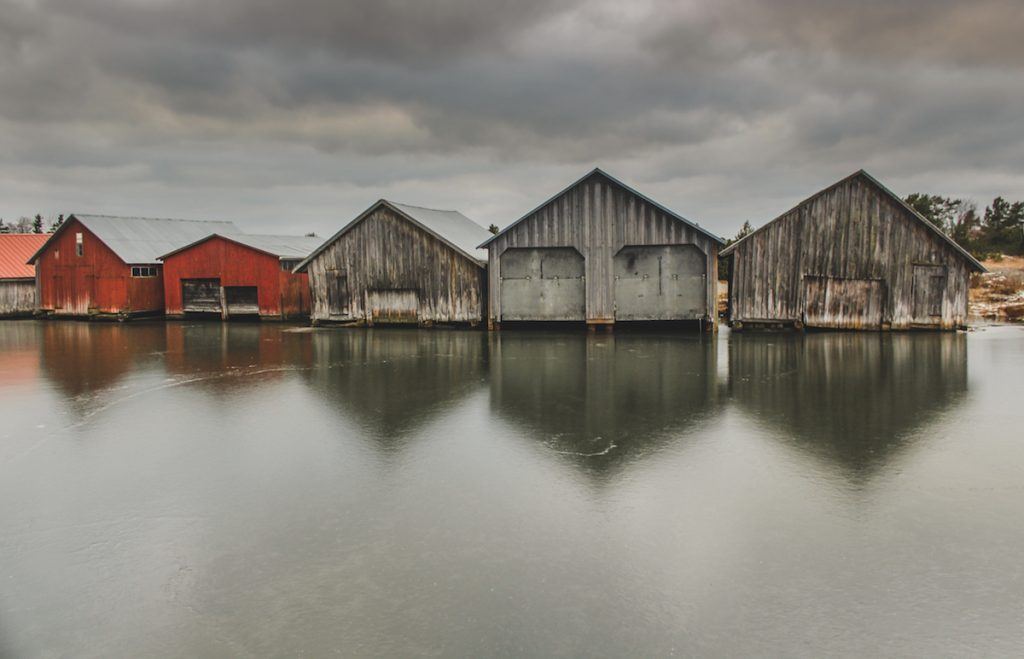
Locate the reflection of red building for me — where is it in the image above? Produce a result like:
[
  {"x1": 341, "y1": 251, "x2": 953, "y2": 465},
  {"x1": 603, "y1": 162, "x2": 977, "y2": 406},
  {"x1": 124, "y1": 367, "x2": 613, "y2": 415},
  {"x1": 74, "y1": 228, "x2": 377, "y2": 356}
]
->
[
  {"x1": 28, "y1": 214, "x2": 238, "y2": 319},
  {"x1": 0, "y1": 233, "x2": 49, "y2": 317},
  {"x1": 160, "y1": 234, "x2": 321, "y2": 320}
]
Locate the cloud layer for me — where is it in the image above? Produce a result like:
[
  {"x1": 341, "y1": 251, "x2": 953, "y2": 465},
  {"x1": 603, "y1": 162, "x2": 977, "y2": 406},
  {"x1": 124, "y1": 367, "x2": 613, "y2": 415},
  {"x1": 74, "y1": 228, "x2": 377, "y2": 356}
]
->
[{"x1": 2, "y1": 0, "x2": 1022, "y2": 236}]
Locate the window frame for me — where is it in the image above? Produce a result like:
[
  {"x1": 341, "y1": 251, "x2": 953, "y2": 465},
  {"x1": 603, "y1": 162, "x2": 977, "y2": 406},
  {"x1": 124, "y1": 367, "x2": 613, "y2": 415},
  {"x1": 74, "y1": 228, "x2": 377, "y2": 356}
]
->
[{"x1": 130, "y1": 266, "x2": 159, "y2": 278}]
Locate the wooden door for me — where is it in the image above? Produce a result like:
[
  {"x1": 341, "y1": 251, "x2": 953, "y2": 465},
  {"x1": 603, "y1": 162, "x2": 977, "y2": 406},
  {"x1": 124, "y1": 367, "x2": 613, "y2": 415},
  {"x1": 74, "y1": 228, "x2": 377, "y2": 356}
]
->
[
  {"x1": 911, "y1": 265, "x2": 946, "y2": 325},
  {"x1": 326, "y1": 272, "x2": 349, "y2": 317},
  {"x1": 804, "y1": 276, "x2": 885, "y2": 330},
  {"x1": 224, "y1": 286, "x2": 259, "y2": 315},
  {"x1": 365, "y1": 289, "x2": 419, "y2": 324},
  {"x1": 182, "y1": 279, "x2": 222, "y2": 313}
]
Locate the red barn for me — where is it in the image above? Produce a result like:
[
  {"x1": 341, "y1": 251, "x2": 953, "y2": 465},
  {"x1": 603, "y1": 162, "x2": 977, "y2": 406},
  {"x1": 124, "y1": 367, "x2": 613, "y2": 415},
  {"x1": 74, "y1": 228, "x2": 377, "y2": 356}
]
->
[
  {"x1": 160, "y1": 233, "x2": 322, "y2": 320},
  {"x1": 28, "y1": 214, "x2": 239, "y2": 319},
  {"x1": 0, "y1": 233, "x2": 50, "y2": 317}
]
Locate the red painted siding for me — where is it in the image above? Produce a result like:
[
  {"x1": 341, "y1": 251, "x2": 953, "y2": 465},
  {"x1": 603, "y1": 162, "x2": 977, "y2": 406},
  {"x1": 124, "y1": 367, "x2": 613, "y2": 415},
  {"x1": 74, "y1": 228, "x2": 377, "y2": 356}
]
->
[
  {"x1": 162, "y1": 236, "x2": 310, "y2": 318},
  {"x1": 35, "y1": 218, "x2": 164, "y2": 316}
]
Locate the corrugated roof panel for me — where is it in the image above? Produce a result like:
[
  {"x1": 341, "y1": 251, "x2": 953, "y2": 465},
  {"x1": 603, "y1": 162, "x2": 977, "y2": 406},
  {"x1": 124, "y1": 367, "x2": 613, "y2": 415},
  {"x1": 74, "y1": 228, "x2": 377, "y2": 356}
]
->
[
  {"x1": 388, "y1": 202, "x2": 491, "y2": 262},
  {"x1": 0, "y1": 233, "x2": 50, "y2": 279},
  {"x1": 75, "y1": 214, "x2": 240, "y2": 264},
  {"x1": 220, "y1": 233, "x2": 324, "y2": 259}
]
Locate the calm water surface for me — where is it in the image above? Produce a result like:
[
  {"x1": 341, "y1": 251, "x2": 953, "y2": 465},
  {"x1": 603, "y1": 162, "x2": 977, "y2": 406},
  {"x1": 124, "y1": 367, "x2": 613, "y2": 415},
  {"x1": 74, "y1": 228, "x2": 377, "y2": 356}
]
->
[{"x1": 1, "y1": 320, "x2": 1023, "y2": 657}]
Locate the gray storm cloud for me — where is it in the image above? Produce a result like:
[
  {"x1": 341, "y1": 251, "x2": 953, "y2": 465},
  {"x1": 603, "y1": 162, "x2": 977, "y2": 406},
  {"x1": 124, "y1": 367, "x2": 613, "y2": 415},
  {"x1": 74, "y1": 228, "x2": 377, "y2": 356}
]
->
[{"x1": 1, "y1": 0, "x2": 1022, "y2": 236}]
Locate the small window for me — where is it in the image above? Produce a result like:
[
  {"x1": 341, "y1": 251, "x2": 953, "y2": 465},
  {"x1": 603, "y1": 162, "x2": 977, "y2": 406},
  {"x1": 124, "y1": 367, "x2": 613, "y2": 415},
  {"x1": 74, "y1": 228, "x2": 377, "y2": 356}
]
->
[
  {"x1": 54, "y1": 249, "x2": 60, "y2": 260},
  {"x1": 280, "y1": 259, "x2": 300, "y2": 271},
  {"x1": 131, "y1": 266, "x2": 158, "y2": 278},
  {"x1": 75, "y1": 233, "x2": 84, "y2": 257}
]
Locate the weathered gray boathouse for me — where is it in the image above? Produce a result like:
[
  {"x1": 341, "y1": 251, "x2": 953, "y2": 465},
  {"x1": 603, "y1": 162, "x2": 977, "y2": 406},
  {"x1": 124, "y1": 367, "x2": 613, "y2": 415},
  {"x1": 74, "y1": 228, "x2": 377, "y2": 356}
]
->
[
  {"x1": 481, "y1": 168, "x2": 724, "y2": 329},
  {"x1": 294, "y1": 200, "x2": 490, "y2": 326},
  {"x1": 721, "y1": 170, "x2": 985, "y2": 331}
]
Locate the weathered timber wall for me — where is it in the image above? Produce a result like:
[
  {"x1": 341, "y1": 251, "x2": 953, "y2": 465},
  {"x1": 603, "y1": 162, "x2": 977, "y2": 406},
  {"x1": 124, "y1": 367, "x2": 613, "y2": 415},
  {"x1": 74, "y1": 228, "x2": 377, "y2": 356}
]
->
[
  {"x1": 729, "y1": 173, "x2": 972, "y2": 330},
  {"x1": 306, "y1": 205, "x2": 485, "y2": 324},
  {"x1": 486, "y1": 171, "x2": 718, "y2": 324},
  {"x1": 35, "y1": 218, "x2": 164, "y2": 316},
  {"x1": 0, "y1": 279, "x2": 36, "y2": 316}
]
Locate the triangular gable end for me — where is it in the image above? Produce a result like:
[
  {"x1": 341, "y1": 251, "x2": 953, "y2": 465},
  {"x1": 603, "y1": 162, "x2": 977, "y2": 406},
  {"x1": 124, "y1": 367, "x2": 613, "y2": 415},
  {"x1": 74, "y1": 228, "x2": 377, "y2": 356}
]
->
[
  {"x1": 26, "y1": 214, "x2": 117, "y2": 266},
  {"x1": 158, "y1": 233, "x2": 280, "y2": 261},
  {"x1": 721, "y1": 170, "x2": 985, "y2": 272},
  {"x1": 479, "y1": 167, "x2": 725, "y2": 248},
  {"x1": 293, "y1": 200, "x2": 487, "y2": 273}
]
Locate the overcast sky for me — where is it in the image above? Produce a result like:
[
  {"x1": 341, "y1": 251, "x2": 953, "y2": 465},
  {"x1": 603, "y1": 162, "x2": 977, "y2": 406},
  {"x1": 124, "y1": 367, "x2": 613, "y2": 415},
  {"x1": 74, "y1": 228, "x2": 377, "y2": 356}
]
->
[{"x1": 2, "y1": 0, "x2": 1022, "y2": 238}]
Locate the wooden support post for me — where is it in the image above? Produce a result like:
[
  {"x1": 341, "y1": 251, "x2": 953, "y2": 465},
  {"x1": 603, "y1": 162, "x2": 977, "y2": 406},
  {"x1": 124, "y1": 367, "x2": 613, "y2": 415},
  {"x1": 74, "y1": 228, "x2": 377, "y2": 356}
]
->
[{"x1": 220, "y1": 287, "x2": 229, "y2": 321}]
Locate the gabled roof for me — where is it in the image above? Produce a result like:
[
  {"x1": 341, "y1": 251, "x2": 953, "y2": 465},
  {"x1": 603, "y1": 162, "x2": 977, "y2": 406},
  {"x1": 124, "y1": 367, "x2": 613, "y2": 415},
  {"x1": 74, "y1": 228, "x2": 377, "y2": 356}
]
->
[
  {"x1": 158, "y1": 233, "x2": 323, "y2": 261},
  {"x1": 0, "y1": 233, "x2": 50, "y2": 279},
  {"x1": 479, "y1": 167, "x2": 725, "y2": 248},
  {"x1": 720, "y1": 170, "x2": 986, "y2": 272},
  {"x1": 27, "y1": 214, "x2": 241, "y2": 265},
  {"x1": 294, "y1": 200, "x2": 490, "y2": 272}
]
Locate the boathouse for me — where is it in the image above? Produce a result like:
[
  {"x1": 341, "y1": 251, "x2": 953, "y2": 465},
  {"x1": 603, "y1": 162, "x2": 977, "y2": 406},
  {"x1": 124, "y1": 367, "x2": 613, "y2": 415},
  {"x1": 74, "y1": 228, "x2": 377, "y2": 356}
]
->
[
  {"x1": 294, "y1": 200, "x2": 490, "y2": 326},
  {"x1": 28, "y1": 214, "x2": 239, "y2": 319},
  {"x1": 160, "y1": 233, "x2": 321, "y2": 320},
  {"x1": 0, "y1": 233, "x2": 49, "y2": 317},
  {"x1": 480, "y1": 168, "x2": 724, "y2": 329},
  {"x1": 721, "y1": 170, "x2": 985, "y2": 331}
]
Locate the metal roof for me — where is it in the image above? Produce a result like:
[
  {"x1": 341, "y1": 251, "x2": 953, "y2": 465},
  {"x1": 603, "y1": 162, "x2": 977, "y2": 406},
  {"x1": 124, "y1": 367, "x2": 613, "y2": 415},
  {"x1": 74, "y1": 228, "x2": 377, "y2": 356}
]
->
[
  {"x1": 719, "y1": 170, "x2": 986, "y2": 272},
  {"x1": 387, "y1": 202, "x2": 491, "y2": 261},
  {"x1": 28, "y1": 214, "x2": 241, "y2": 265},
  {"x1": 294, "y1": 200, "x2": 490, "y2": 272},
  {"x1": 479, "y1": 167, "x2": 725, "y2": 248},
  {"x1": 158, "y1": 233, "x2": 323, "y2": 260},
  {"x1": 0, "y1": 233, "x2": 50, "y2": 279}
]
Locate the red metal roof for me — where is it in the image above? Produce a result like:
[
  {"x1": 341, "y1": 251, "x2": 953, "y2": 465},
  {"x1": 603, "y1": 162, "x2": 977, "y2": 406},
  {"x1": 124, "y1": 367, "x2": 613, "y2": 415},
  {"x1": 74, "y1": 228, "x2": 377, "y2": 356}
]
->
[{"x1": 0, "y1": 233, "x2": 51, "y2": 279}]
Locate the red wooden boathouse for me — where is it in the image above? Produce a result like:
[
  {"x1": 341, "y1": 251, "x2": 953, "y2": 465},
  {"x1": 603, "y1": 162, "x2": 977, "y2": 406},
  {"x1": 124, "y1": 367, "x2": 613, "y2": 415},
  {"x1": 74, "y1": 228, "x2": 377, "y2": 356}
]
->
[
  {"x1": 160, "y1": 233, "x2": 321, "y2": 320},
  {"x1": 28, "y1": 214, "x2": 239, "y2": 319}
]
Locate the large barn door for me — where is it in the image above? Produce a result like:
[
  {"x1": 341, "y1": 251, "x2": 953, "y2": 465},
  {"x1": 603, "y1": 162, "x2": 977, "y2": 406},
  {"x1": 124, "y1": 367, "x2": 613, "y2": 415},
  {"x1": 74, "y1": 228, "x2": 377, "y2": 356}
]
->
[
  {"x1": 803, "y1": 276, "x2": 884, "y2": 329},
  {"x1": 911, "y1": 265, "x2": 946, "y2": 325},
  {"x1": 365, "y1": 289, "x2": 419, "y2": 324},
  {"x1": 182, "y1": 279, "x2": 222, "y2": 313},
  {"x1": 224, "y1": 286, "x2": 259, "y2": 315},
  {"x1": 613, "y1": 245, "x2": 706, "y2": 320},
  {"x1": 499, "y1": 247, "x2": 585, "y2": 321}
]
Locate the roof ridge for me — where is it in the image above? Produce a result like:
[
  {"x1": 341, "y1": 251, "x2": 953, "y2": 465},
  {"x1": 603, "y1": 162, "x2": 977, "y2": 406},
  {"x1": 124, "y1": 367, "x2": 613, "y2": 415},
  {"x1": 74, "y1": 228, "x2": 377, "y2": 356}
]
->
[
  {"x1": 75, "y1": 213, "x2": 233, "y2": 225},
  {"x1": 385, "y1": 200, "x2": 461, "y2": 214},
  {"x1": 719, "y1": 169, "x2": 985, "y2": 271},
  {"x1": 480, "y1": 167, "x2": 724, "y2": 247}
]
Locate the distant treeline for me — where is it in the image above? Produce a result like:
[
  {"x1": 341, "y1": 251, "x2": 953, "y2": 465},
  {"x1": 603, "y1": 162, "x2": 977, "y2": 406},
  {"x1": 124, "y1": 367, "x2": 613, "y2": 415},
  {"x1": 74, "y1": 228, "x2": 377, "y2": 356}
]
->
[
  {"x1": 0, "y1": 214, "x2": 65, "y2": 234},
  {"x1": 903, "y1": 194, "x2": 1023, "y2": 259},
  {"x1": 721, "y1": 194, "x2": 1023, "y2": 264}
]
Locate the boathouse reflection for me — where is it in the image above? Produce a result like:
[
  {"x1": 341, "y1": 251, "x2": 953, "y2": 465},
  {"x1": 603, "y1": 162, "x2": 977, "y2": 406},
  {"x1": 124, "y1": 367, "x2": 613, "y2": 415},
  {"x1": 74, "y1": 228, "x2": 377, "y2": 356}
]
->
[
  {"x1": 305, "y1": 329, "x2": 488, "y2": 446},
  {"x1": 489, "y1": 331, "x2": 720, "y2": 475},
  {"x1": 727, "y1": 331, "x2": 968, "y2": 477}
]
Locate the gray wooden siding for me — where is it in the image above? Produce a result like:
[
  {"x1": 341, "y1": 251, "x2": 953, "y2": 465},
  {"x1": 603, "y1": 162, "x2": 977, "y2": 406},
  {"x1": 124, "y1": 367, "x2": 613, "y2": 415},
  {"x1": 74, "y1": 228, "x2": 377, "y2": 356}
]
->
[
  {"x1": 0, "y1": 279, "x2": 36, "y2": 317},
  {"x1": 306, "y1": 206, "x2": 485, "y2": 324},
  {"x1": 487, "y1": 172, "x2": 719, "y2": 323},
  {"x1": 729, "y1": 173, "x2": 971, "y2": 330}
]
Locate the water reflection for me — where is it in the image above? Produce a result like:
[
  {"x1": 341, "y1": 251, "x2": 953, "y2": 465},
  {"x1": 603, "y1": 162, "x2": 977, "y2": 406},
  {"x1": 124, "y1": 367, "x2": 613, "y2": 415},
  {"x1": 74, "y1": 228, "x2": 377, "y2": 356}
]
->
[
  {"x1": 489, "y1": 331, "x2": 720, "y2": 475},
  {"x1": 0, "y1": 322, "x2": 42, "y2": 388},
  {"x1": 163, "y1": 322, "x2": 313, "y2": 394},
  {"x1": 38, "y1": 321, "x2": 168, "y2": 398},
  {"x1": 727, "y1": 332, "x2": 968, "y2": 478},
  {"x1": 305, "y1": 329, "x2": 488, "y2": 446}
]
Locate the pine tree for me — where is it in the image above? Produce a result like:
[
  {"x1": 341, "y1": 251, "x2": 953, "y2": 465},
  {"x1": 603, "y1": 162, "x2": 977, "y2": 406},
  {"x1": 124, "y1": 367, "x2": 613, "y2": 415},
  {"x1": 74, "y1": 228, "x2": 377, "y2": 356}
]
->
[{"x1": 32, "y1": 214, "x2": 43, "y2": 234}]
